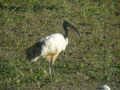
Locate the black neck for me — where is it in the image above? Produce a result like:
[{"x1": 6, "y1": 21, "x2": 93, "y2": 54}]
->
[
  {"x1": 63, "y1": 21, "x2": 69, "y2": 38},
  {"x1": 63, "y1": 20, "x2": 80, "y2": 39},
  {"x1": 63, "y1": 27, "x2": 68, "y2": 38}
]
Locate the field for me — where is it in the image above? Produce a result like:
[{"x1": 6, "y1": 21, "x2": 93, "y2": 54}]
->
[{"x1": 0, "y1": 0, "x2": 120, "y2": 90}]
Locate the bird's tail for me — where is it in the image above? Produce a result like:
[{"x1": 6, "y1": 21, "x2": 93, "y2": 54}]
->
[
  {"x1": 25, "y1": 41, "x2": 43, "y2": 62},
  {"x1": 30, "y1": 56, "x2": 40, "y2": 63}
]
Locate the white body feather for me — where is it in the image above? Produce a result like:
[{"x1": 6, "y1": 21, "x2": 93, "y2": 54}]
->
[{"x1": 40, "y1": 33, "x2": 68, "y2": 57}]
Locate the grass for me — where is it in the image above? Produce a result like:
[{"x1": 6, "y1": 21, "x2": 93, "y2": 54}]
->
[{"x1": 0, "y1": 0, "x2": 120, "y2": 90}]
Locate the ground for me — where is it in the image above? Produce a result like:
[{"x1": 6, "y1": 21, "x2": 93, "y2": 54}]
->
[{"x1": 0, "y1": 0, "x2": 120, "y2": 90}]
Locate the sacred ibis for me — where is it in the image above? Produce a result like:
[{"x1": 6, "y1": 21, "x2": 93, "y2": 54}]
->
[{"x1": 26, "y1": 20, "x2": 80, "y2": 74}]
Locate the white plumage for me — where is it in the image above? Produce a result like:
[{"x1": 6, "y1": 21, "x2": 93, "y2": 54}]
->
[{"x1": 40, "y1": 33, "x2": 68, "y2": 58}]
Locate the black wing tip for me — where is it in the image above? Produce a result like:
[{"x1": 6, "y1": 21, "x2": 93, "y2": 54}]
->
[{"x1": 25, "y1": 41, "x2": 43, "y2": 60}]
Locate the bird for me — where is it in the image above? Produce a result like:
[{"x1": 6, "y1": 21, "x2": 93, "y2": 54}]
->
[
  {"x1": 97, "y1": 85, "x2": 111, "y2": 90},
  {"x1": 26, "y1": 20, "x2": 80, "y2": 74}
]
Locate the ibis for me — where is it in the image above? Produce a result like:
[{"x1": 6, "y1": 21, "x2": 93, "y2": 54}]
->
[{"x1": 26, "y1": 20, "x2": 80, "y2": 74}]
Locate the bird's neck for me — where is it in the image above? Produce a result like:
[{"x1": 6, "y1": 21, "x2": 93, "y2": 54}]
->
[
  {"x1": 65, "y1": 37, "x2": 68, "y2": 45},
  {"x1": 64, "y1": 28, "x2": 68, "y2": 38}
]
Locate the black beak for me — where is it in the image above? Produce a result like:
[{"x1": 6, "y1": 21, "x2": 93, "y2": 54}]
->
[{"x1": 63, "y1": 20, "x2": 80, "y2": 38}]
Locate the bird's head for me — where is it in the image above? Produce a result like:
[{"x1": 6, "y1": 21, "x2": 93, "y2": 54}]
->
[{"x1": 63, "y1": 20, "x2": 80, "y2": 39}]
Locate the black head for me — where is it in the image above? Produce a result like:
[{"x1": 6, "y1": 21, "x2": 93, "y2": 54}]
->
[{"x1": 63, "y1": 20, "x2": 80, "y2": 38}]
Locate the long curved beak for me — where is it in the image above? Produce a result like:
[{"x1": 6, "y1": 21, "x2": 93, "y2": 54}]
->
[
  {"x1": 63, "y1": 20, "x2": 80, "y2": 38},
  {"x1": 70, "y1": 24, "x2": 80, "y2": 38}
]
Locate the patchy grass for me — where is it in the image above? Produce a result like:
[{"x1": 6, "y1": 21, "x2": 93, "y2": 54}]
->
[{"x1": 0, "y1": 0, "x2": 120, "y2": 90}]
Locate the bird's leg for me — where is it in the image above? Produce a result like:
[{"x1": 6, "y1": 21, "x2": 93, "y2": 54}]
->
[
  {"x1": 52, "y1": 53, "x2": 59, "y2": 65},
  {"x1": 51, "y1": 53, "x2": 59, "y2": 75},
  {"x1": 46, "y1": 55, "x2": 52, "y2": 75},
  {"x1": 48, "y1": 60, "x2": 52, "y2": 75}
]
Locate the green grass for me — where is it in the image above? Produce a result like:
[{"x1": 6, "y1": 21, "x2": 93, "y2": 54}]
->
[{"x1": 0, "y1": 0, "x2": 120, "y2": 90}]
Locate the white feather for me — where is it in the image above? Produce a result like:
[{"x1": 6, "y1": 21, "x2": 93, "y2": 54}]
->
[{"x1": 40, "y1": 33, "x2": 68, "y2": 57}]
